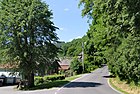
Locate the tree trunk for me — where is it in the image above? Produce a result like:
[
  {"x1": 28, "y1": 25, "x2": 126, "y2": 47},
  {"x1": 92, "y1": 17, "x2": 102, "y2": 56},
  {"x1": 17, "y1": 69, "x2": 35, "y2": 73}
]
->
[{"x1": 27, "y1": 72, "x2": 34, "y2": 88}]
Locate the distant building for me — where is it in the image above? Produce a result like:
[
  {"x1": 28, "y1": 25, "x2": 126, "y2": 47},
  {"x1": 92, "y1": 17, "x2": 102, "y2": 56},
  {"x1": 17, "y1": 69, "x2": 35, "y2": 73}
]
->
[
  {"x1": 0, "y1": 64, "x2": 21, "y2": 86},
  {"x1": 0, "y1": 64, "x2": 20, "y2": 77},
  {"x1": 59, "y1": 58, "x2": 72, "y2": 71}
]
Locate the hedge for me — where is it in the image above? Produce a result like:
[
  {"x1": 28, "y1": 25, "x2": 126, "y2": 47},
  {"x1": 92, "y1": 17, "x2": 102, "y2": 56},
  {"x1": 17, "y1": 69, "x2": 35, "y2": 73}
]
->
[
  {"x1": 34, "y1": 77, "x2": 44, "y2": 85},
  {"x1": 43, "y1": 75, "x2": 65, "y2": 82},
  {"x1": 35, "y1": 75, "x2": 65, "y2": 85}
]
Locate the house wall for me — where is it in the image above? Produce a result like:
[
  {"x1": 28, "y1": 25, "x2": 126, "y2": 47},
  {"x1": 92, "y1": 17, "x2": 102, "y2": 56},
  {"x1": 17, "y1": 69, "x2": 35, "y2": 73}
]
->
[
  {"x1": 0, "y1": 69, "x2": 22, "y2": 78},
  {"x1": 0, "y1": 69, "x2": 22, "y2": 85}
]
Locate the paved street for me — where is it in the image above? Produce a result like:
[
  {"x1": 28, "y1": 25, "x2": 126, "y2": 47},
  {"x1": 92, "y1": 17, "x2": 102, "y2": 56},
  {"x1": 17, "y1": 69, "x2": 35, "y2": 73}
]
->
[
  {"x1": 0, "y1": 66, "x2": 122, "y2": 94},
  {"x1": 0, "y1": 85, "x2": 57, "y2": 94},
  {"x1": 56, "y1": 66, "x2": 121, "y2": 94}
]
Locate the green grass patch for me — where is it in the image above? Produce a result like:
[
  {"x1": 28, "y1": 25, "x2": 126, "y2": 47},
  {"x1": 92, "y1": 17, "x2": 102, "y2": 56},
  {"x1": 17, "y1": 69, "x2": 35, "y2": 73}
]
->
[
  {"x1": 65, "y1": 75, "x2": 81, "y2": 81},
  {"x1": 22, "y1": 75, "x2": 81, "y2": 90},
  {"x1": 29, "y1": 80, "x2": 69, "y2": 90}
]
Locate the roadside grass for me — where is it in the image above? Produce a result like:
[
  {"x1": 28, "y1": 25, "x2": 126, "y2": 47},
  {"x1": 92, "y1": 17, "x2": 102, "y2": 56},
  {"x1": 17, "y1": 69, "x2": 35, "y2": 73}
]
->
[
  {"x1": 109, "y1": 78, "x2": 128, "y2": 94},
  {"x1": 29, "y1": 80, "x2": 69, "y2": 90},
  {"x1": 23, "y1": 75, "x2": 81, "y2": 90},
  {"x1": 65, "y1": 75, "x2": 81, "y2": 81},
  {"x1": 109, "y1": 77, "x2": 140, "y2": 94}
]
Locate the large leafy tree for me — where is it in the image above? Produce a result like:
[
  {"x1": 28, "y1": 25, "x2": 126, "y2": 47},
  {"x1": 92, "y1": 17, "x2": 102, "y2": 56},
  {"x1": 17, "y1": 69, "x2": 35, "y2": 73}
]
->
[
  {"x1": 79, "y1": 0, "x2": 107, "y2": 67},
  {"x1": 70, "y1": 57, "x2": 83, "y2": 74},
  {"x1": 0, "y1": 0, "x2": 59, "y2": 87},
  {"x1": 79, "y1": 0, "x2": 140, "y2": 84}
]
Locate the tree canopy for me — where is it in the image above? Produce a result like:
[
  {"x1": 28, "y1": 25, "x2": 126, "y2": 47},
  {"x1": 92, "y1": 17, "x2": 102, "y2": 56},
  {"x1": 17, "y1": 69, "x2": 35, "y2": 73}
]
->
[
  {"x1": 61, "y1": 36, "x2": 87, "y2": 57},
  {"x1": 79, "y1": 0, "x2": 140, "y2": 84},
  {"x1": 0, "y1": 0, "x2": 59, "y2": 87}
]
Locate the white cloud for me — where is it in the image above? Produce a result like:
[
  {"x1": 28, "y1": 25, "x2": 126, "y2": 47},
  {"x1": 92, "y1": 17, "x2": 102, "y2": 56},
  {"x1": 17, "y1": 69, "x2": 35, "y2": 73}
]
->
[
  {"x1": 68, "y1": 36, "x2": 82, "y2": 42},
  {"x1": 59, "y1": 27, "x2": 64, "y2": 31},
  {"x1": 64, "y1": 8, "x2": 70, "y2": 11},
  {"x1": 68, "y1": 39, "x2": 73, "y2": 42},
  {"x1": 75, "y1": 36, "x2": 82, "y2": 39},
  {"x1": 58, "y1": 27, "x2": 68, "y2": 31}
]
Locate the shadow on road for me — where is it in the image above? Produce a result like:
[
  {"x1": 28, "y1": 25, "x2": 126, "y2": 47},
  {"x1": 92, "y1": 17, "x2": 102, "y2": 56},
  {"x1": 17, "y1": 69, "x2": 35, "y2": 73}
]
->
[
  {"x1": 64, "y1": 82, "x2": 102, "y2": 88},
  {"x1": 103, "y1": 75, "x2": 115, "y2": 78}
]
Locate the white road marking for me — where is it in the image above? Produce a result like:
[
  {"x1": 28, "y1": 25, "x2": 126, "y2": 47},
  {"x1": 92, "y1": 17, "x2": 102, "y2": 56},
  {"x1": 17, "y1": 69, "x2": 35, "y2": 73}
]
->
[
  {"x1": 55, "y1": 67, "x2": 122, "y2": 94},
  {"x1": 107, "y1": 73, "x2": 123, "y2": 94},
  {"x1": 54, "y1": 74, "x2": 90, "y2": 94}
]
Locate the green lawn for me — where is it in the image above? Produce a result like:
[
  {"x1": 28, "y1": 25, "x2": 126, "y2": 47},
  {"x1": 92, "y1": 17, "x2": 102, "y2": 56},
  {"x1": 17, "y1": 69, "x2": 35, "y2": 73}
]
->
[
  {"x1": 65, "y1": 75, "x2": 81, "y2": 81},
  {"x1": 25, "y1": 75, "x2": 81, "y2": 90}
]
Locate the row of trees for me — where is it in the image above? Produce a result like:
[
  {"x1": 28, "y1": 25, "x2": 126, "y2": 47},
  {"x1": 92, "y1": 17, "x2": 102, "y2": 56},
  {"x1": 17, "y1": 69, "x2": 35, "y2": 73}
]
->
[
  {"x1": 60, "y1": 35, "x2": 98, "y2": 73},
  {"x1": 0, "y1": 0, "x2": 60, "y2": 88},
  {"x1": 61, "y1": 36, "x2": 87, "y2": 57},
  {"x1": 79, "y1": 0, "x2": 140, "y2": 84}
]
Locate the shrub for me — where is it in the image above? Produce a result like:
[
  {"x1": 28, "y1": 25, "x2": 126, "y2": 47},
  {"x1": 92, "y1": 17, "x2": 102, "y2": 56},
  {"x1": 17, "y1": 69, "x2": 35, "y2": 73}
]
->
[
  {"x1": 65, "y1": 70, "x2": 71, "y2": 77},
  {"x1": 70, "y1": 57, "x2": 83, "y2": 74},
  {"x1": 43, "y1": 75, "x2": 65, "y2": 82},
  {"x1": 34, "y1": 77, "x2": 44, "y2": 85},
  {"x1": 58, "y1": 75, "x2": 65, "y2": 80}
]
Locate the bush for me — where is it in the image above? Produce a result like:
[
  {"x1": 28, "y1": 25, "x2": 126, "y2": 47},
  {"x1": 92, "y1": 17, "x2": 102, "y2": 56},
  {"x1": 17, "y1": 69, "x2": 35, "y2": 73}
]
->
[
  {"x1": 70, "y1": 57, "x2": 83, "y2": 74},
  {"x1": 43, "y1": 75, "x2": 65, "y2": 82},
  {"x1": 34, "y1": 77, "x2": 44, "y2": 85},
  {"x1": 58, "y1": 75, "x2": 65, "y2": 80},
  {"x1": 65, "y1": 70, "x2": 72, "y2": 77}
]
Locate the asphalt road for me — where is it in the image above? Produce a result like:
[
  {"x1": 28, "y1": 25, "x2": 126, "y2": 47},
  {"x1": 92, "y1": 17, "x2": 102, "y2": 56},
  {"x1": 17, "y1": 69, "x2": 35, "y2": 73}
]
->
[
  {"x1": 55, "y1": 66, "x2": 122, "y2": 94},
  {"x1": 0, "y1": 85, "x2": 56, "y2": 94},
  {"x1": 0, "y1": 66, "x2": 122, "y2": 94}
]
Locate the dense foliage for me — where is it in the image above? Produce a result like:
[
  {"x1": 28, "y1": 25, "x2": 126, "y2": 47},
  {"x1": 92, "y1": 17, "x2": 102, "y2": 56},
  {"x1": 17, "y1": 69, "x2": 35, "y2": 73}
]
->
[
  {"x1": 80, "y1": 0, "x2": 140, "y2": 84},
  {"x1": 34, "y1": 77, "x2": 44, "y2": 85},
  {"x1": 43, "y1": 75, "x2": 65, "y2": 81},
  {"x1": 60, "y1": 35, "x2": 98, "y2": 73},
  {"x1": 35, "y1": 75, "x2": 65, "y2": 85},
  {"x1": 0, "y1": 0, "x2": 59, "y2": 87},
  {"x1": 61, "y1": 36, "x2": 87, "y2": 57},
  {"x1": 70, "y1": 57, "x2": 83, "y2": 74}
]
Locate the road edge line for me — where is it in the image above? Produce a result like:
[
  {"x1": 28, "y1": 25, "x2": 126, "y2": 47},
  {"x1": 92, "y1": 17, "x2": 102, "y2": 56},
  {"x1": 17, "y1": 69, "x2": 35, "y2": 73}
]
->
[
  {"x1": 107, "y1": 77, "x2": 123, "y2": 94},
  {"x1": 54, "y1": 68, "x2": 99, "y2": 94},
  {"x1": 54, "y1": 73, "x2": 90, "y2": 94}
]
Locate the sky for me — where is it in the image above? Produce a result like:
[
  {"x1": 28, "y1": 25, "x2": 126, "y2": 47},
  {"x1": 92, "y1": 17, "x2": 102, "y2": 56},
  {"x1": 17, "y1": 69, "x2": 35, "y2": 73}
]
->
[{"x1": 44, "y1": 0, "x2": 89, "y2": 42}]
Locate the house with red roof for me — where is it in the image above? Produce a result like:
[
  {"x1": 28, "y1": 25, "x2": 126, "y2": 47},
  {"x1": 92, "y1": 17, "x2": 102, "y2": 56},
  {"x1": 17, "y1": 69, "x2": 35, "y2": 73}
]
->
[{"x1": 58, "y1": 58, "x2": 72, "y2": 71}]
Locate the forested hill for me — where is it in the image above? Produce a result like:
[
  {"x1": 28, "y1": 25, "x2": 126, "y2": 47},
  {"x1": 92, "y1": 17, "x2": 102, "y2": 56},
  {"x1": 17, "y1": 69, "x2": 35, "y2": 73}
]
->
[
  {"x1": 60, "y1": 35, "x2": 87, "y2": 57},
  {"x1": 58, "y1": 34, "x2": 103, "y2": 73}
]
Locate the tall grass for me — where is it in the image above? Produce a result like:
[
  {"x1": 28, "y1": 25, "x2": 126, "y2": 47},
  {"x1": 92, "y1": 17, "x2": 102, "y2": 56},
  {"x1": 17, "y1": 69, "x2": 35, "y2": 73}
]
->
[{"x1": 110, "y1": 77, "x2": 140, "y2": 94}]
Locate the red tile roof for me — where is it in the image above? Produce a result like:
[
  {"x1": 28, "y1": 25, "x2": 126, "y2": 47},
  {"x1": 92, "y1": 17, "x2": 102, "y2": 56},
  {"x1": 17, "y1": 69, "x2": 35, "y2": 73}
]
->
[
  {"x1": 59, "y1": 65, "x2": 70, "y2": 70},
  {"x1": 59, "y1": 59, "x2": 72, "y2": 65},
  {"x1": 0, "y1": 63, "x2": 17, "y2": 69},
  {"x1": 58, "y1": 58, "x2": 72, "y2": 70}
]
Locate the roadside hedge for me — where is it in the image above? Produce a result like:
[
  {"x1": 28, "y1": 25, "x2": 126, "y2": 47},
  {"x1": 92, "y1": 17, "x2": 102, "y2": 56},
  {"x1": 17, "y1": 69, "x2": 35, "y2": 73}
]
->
[
  {"x1": 35, "y1": 75, "x2": 65, "y2": 85},
  {"x1": 43, "y1": 75, "x2": 65, "y2": 82},
  {"x1": 34, "y1": 77, "x2": 44, "y2": 85}
]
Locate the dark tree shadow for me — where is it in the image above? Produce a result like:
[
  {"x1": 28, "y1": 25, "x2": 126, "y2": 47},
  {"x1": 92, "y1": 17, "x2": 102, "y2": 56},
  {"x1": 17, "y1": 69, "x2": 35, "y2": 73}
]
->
[
  {"x1": 64, "y1": 82, "x2": 102, "y2": 88},
  {"x1": 103, "y1": 75, "x2": 115, "y2": 78},
  {"x1": 20, "y1": 80, "x2": 70, "y2": 90},
  {"x1": 101, "y1": 64, "x2": 107, "y2": 67}
]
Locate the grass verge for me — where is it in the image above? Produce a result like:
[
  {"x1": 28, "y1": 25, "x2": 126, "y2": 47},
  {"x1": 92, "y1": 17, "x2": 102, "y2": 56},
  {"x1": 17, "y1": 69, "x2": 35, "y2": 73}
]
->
[
  {"x1": 109, "y1": 77, "x2": 140, "y2": 94},
  {"x1": 65, "y1": 75, "x2": 81, "y2": 81},
  {"x1": 23, "y1": 75, "x2": 81, "y2": 90}
]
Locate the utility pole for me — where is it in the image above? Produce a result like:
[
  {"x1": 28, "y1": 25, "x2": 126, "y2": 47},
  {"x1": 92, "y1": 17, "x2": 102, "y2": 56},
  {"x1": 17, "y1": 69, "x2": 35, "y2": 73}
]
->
[{"x1": 82, "y1": 42, "x2": 84, "y2": 72}]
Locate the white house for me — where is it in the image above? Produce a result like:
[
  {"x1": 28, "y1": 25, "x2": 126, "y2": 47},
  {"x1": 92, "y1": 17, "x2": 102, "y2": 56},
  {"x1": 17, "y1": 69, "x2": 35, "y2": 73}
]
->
[{"x1": 0, "y1": 64, "x2": 21, "y2": 85}]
